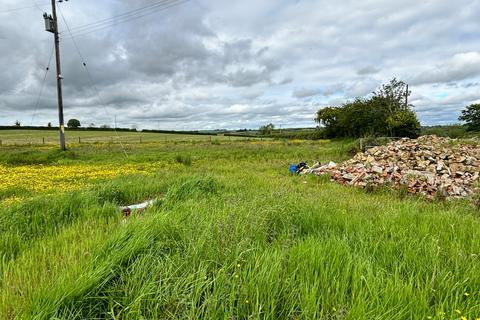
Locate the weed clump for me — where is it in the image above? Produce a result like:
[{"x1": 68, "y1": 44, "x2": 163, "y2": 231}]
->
[
  {"x1": 211, "y1": 140, "x2": 221, "y2": 145},
  {"x1": 174, "y1": 154, "x2": 192, "y2": 166},
  {"x1": 96, "y1": 185, "x2": 129, "y2": 205},
  {"x1": 165, "y1": 175, "x2": 220, "y2": 202}
]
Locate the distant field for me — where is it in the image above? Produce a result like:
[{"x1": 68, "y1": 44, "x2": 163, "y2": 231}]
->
[{"x1": 0, "y1": 129, "x2": 259, "y2": 146}]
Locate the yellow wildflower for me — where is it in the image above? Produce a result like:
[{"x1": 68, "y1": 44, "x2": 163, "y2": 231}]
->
[{"x1": 0, "y1": 162, "x2": 164, "y2": 202}]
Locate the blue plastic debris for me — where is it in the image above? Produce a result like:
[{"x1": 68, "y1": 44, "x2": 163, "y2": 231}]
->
[{"x1": 289, "y1": 164, "x2": 298, "y2": 174}]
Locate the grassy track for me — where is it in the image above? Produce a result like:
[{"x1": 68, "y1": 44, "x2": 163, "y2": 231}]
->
[{"x1": 0, "y1": 137, "x2": 479, "y2": 319}]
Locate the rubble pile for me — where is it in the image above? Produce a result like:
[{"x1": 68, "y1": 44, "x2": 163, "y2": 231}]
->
[{"x1": 302, "y1": 135, "x2": 480, "y2": 199}]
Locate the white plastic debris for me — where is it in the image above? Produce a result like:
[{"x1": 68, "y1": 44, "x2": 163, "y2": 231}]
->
[{"x1": 120, "y1": 199, "x2": 156, "y2": 217}]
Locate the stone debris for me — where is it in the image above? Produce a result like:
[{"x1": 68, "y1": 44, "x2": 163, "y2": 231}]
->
[{"x1": 300, "y1": 135, "x2": 480, "y2": 199}]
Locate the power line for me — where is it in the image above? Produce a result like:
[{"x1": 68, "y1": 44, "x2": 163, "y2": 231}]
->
[
  {"x1": 31, "y1": 0, "x2": 45, "y2": 13},
  {"x1": 58, "y1": 6, "x2": 129, "y2": 157},
  {"x1": 0, "y1": 2, "x2": 49, "y2": 14},
  {"x1": 31, "y1": 45, "x2": 55, "y2": 126},
  {"x1": 67, "y1": 0, "x2": 189, "y2": 38},
  {"x1": 67, "y1": 0, "x2": 184, "y2": 33},
  {"x1": 63, "y1": 0, "x2": 189, "y2": 38},
  {"x1": 28, "y1": 44, "x2": 55, "y2": 144}
]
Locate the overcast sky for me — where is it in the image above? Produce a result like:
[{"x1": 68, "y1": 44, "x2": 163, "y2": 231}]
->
[{"x1": 1, "y1": 0, "x2": 479, "y2": 130}]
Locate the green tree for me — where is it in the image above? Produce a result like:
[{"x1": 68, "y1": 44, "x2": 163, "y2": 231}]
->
[
  {"x1": 372, "y1": 78, "x2": 411, "y2": 115},
  {"x1": 14, "y1": 120, "x2": 21, "y2": 127},
  {"x1": 386, "y1": 110, "x2": 420, "y2": 138},
  {"x1": 316, "y1": 106, "x2": 340, "y2": 138},
  {"x1": 259, "y1": 123, "x2": 275, "y2": 135},
  {"x1": 315, "y1": 78, "x2": 418, "y2": 138},
  {"x1": 67, "y1": 119, "x2": 81, "y2": 129},
  {"x1": 459, "y1": 104, "x2": 480, "y2": 131}
]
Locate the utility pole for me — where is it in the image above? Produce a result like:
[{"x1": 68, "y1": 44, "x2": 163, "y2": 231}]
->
[
  {"x1": 44, "y1": 0, "x2": 66, "y2": 150},
  {"x1": 405, "y1": 84, "x2": 409, "y2": 109}
]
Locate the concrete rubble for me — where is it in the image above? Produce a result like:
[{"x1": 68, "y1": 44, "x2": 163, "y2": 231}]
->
[{"x1": 300, "y1": 135, "x2": 480, "y2": 199}]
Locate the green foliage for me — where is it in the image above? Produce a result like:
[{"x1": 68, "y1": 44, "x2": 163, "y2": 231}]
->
[
  {"x1": 459, "y1": 103, "x2": 480, "y2": 131},
  {"x1": 95, "y1": 185, "x2": 129, "y2": 205},
  {"x1": 1, "y1": 149, "x2": 77, "y2": 165},
  {"x1": 421, "y1": 125, "x2": 467, "y2": 138},
  {"x1": 164, "y1": 175, "x2": 220, "y2": 203},
  {"x1": 386, "y1": 110, "x2": 421, "y2": 138},
  {"x1": 259, "y1": 123, "x2": 275, "y2": 135},
  {"x1": 211, "y1": 139, "x2": 221, "y2": 145},
  {"x1": 316, "y1": 78, "x2": 420, "y2": 138},
  {"x1": 266, "y1": 128, "x2": 325, "y2": 140},
  {"x1": 174, "y1": 154, "x2": 192, "y2": 166},
  {"x1": 67, "y1": 119, "x2": 81, "y2": 129}
]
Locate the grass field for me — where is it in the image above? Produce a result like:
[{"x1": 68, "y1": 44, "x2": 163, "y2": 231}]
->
[
  {"x1": 0, "y1": 129, "x2": 256, "y2": 146},
  {"x1": 0, "y1": 132, "x2": 479, "y2": 319}
]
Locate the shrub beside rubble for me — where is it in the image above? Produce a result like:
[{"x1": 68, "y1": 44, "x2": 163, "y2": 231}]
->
[{"x1": 301, "y1": 135, "x2": 480, "y2": 199}]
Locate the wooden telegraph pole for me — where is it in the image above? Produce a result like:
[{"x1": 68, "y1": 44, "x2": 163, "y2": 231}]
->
[
  {"x1": 405, "y1": 84, "x2": 409, "y2": 109},
  {"x1": 44, "y1": 0, "x2": 66, "y2": 150}
]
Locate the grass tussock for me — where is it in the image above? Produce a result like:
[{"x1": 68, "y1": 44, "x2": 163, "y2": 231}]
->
[{"x1": 174, "y1": 154, "x2": 193, "y2": 166}]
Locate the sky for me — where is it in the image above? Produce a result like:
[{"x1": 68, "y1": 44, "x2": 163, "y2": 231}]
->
[{"x1": 0, "y1": 0, "x2": 479, "y2": 130}]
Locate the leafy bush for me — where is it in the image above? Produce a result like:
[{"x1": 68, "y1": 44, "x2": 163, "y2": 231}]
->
[
  {"x1": 316, "y1": 78, "x2": 420, "y2": 138},
  {"x1": 386, "y1": 110, "x2": 420, "y2": 138}
]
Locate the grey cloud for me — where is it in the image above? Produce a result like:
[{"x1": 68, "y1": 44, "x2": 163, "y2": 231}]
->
[
  {"x1": 357, "y1": 65, "x2": 380, "y2": 75},
  {"x1": 292, "y1": 88, "x2": 320, "y2": 98},
  {"x1": 322, "y1": 83, "x2": 345, "y2": 96},
  {"x1": 227, "y1": 68, "x2": 272, "y2": 87},
  {"x1": 346, "y1": 79, "x2": 378, "y2": 98},
  {"x1": 242, "y1": 90, "x2": 264, "y2": 100},
  {"x1": 278, "y1": 77, "x2": 293, "y2": 85},
  {"x1": 410, "y1": 52, "x2": 480, "y2": 85}
]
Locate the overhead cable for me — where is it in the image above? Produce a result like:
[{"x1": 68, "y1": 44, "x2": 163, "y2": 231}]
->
[
  {"x1": 0, "y1": 2, "x2": 49, "y2": 14},
  {"x1": 59, "y1": 6, "x2": 129, "y2": 157},
  {"x1": 63, "y1": 0, "x2": 189, "y2": 38}
]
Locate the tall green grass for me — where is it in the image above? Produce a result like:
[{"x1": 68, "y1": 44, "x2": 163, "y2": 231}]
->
[{"x1": 0, "y1": 140, "x2": 479, "y2": 319}]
